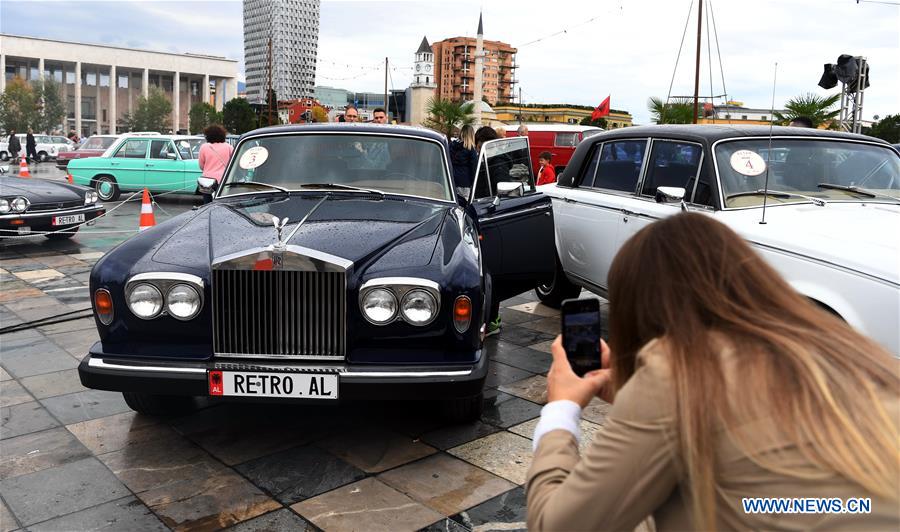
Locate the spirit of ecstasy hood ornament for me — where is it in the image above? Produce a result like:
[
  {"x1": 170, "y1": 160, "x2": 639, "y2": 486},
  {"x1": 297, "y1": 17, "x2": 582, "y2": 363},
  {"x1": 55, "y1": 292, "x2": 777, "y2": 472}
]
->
[{"x1": 271, "y1": 216, "x2": 289, "y2": 248}]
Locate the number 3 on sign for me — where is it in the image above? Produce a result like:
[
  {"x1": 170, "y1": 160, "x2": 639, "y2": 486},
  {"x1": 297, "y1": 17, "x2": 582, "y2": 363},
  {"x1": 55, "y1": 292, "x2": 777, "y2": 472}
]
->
[{"x1": 239, "y1": 146, "x2": 269, "y2": 169}]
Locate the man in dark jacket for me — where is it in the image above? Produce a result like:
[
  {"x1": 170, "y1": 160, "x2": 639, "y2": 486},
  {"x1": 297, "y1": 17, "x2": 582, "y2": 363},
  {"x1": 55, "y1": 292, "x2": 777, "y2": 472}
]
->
[
  {"x1": 25, "y1": 128, "x2": 38, "y2": 164},
  {"x1": 7, "y1": 130, "x2": 21, "y2": 163}
]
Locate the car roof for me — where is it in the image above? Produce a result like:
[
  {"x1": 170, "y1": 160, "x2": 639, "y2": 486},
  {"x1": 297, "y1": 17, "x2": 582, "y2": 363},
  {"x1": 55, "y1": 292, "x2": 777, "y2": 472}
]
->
[
  {"x1": 239, "y1": 123, "x2": 449, "y2": 145},
  {"x1": 592, "y1": 124, "x2": 891, "y2": 145},
  {"x1": 119, "y1": 134, "x2": 200, "y2": 141}
]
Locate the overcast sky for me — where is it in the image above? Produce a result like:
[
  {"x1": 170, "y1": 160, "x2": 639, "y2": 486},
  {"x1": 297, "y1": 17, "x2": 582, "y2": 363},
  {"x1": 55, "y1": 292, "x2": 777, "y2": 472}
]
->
[{"x1": 2, "y1": 0, "x2": 898, "y2": 124}]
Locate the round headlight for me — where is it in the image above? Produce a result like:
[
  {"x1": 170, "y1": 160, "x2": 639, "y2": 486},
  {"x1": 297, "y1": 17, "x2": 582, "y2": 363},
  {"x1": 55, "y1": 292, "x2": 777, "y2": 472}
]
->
[
  {"x1": 11, "y1": 197, "x2": 28, "y2": 213},
  {"x1": 362, "y1": 288, "x2": 397, "y2": 324},
  {"x1": 401, "y1": 289, "x2": 438, "y2": 325},
  {"x1": 127, "y1": 283, "x2": 163, "y2": 319},
  {"x1": 166, "y1": 284, "x2": 201, "y2": 320},
  {"x1": 84, "y1": 191, "x2": 98, "y2": 204},
  {"x1": 0, "y1": 199, "x2": 9, "y2": 214}
]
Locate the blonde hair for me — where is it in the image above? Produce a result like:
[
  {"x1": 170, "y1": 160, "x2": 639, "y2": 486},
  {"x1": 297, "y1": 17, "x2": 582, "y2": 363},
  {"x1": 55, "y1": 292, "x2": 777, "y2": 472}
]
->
[
  {"x1": 608, "y1": 213, "x2": 900, "y2": 530},
  {"x1": 459, "y1": 125, "x2": 475, "y2": 151},
  {"x1": 494, "y1": 127, "x2": 506, "y2": 138}
]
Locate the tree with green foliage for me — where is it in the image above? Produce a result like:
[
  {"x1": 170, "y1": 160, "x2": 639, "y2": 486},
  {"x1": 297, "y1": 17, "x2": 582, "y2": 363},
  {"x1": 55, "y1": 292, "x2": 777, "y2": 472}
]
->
[
  {"x1": 189, "y1": 102, "x2": 222, "y2": 134},
  {"x1": 0, "y1": 77, "x2": 39, "y2": 132},
  {"x1": 122, "y1": 87, "x2": 172, "y2": 132},
  {"x1": 580, "y1": 116, "x2": 608, "y2": 129},
  {"x1": 774, "y1": 92, "x2": 840, "y2": 129},
  {"x1": 866, "y1": 114, "x2": 900, "y2": 144},
  {"x1": 33, "y1": 78, "x2": 67, "y2": 133},
  {"x1": 647, "y1": 97, "x2": 695, "y2": 124},
  {"x1": 222, "y1": 98, "x2": 257, "y2": 134},
  {"x1": 424, "y1": 98, "x2": 475, "y2": 139}
]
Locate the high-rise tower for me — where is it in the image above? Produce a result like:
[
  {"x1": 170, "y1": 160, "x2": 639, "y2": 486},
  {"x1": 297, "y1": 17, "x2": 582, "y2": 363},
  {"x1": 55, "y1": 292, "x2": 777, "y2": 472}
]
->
[{"x1": 243, "y1": 0, "x2": 320, "y2": 102}]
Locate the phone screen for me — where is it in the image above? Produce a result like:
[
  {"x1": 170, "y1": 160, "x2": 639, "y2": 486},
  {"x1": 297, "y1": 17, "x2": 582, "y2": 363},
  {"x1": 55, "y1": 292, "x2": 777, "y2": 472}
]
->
[{"x1": 561, "y1": 298, "x2": 602, "y2": 376}]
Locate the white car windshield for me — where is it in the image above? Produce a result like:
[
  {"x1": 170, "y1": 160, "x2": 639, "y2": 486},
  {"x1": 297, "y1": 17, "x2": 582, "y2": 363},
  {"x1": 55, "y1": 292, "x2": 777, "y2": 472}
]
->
[
  {"x1": 716, "y1": 139, "x2": 900, "y2": 207},
  {"x1": 220, "y1": 134, "x2": 452, "y2": 201}
]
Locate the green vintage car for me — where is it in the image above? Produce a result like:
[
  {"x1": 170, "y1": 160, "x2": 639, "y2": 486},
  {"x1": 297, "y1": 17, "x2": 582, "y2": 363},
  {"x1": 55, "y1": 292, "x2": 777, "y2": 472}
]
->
[{"x1": 67, "y1": 135, "x2": 206, "y2": 201}]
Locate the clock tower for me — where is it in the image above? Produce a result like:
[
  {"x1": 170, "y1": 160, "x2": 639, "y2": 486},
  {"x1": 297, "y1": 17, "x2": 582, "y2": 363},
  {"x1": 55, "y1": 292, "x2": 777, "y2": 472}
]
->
[
  {"x1": 412, "y1": 36, "x2": 435, "y2": 87},
  {"x1": 409, "y1": 35, "x2": 436, "y2": 125}
]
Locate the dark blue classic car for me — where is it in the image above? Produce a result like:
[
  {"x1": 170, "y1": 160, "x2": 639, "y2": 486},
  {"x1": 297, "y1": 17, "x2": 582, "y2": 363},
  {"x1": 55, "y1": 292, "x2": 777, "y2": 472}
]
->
[
  {"x1": 78, "y1": 124, "x2": 555, "y2": 420},
  {"x1": 0, "y1": 168, "x2": 104, "y2": 240}
]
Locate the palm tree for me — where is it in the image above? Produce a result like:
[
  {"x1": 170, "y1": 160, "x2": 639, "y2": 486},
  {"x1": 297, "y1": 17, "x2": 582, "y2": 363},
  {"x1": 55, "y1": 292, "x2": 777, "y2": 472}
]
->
[
  {"x1": 423, "y1": 97, "x2": 475, "y2": 139},
  {"x1": 647, "y1": 97, "x2": 695, "y2": 124},
  {"x1": 774, "y1": 92, "x2": 840, "y2": 129}
]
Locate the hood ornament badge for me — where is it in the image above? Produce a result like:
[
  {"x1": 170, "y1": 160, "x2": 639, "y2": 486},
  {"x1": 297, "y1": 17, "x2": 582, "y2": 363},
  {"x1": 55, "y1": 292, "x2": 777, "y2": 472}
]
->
[{"x1": 272, "y1": 216, "x2": 290, "y2": 249}]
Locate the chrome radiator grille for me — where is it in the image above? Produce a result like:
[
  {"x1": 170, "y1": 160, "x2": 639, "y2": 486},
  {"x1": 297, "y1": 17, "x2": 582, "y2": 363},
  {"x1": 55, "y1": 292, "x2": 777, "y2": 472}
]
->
[{"x1": 212, "y1": 270, "x2": 346, "y2": 359}]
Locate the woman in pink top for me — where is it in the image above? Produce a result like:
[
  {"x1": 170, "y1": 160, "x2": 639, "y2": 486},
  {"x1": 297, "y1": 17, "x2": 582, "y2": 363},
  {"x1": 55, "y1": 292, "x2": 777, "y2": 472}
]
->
[{"x1": 198, "y1": 125, "x2": 234, "y2": 204}]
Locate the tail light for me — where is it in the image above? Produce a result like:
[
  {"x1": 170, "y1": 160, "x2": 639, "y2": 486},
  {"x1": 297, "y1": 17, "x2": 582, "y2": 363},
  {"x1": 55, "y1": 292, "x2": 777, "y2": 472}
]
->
[
  {"x1": 453, "y1": 295, "x2": 472, "y2": 333},
  {"x1": 94, "y1": 289, "x2": 114, "y2": 325}
]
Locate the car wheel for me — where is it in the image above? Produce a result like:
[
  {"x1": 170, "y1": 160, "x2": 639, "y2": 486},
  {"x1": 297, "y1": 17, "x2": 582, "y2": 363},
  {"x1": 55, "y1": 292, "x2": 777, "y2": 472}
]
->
[
  {"x1": 38, "y1": 151, "x2": 49, "y2": 162},
  {"x1": 441, "y1": 393, "x2": 484, "y2": 423},
  {"x1": 45, "y1": 227, "x2": 78, "y2": 240},
  {"x1": 93, "y1": 175, "x2": 120, "y2": 201},
  {"x1": 535, "y1": 254, "x2": 581, "y2": 309},
  {"x1": 122, "y1": 392, "x2": 195, "y2": 416}
]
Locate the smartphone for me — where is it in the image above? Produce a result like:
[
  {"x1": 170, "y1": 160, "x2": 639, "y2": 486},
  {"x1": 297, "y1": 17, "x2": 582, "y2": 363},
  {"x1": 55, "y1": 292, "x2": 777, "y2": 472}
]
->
[{"x1": 561, "y1": 298, "x2": 602, "y2": 377}]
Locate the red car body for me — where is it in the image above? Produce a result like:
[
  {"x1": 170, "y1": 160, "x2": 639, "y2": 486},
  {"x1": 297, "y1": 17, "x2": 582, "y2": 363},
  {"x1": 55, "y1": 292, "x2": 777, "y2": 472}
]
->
[
  {"x1": 56, "y1": 135, "x2": 119, "y2": 170},
  {"x1": 505, "y1": 124, "x2": 603, "y2": 177}
]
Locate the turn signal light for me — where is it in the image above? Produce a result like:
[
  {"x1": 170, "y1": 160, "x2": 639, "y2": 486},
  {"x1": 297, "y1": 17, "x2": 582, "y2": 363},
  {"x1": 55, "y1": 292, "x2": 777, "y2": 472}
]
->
[
  {"x1": 94, "y1": 289, "x2": 114, "y2": 325},
  {"x1": 453, "y1": 295, "x2": 472, "y2": 333}
]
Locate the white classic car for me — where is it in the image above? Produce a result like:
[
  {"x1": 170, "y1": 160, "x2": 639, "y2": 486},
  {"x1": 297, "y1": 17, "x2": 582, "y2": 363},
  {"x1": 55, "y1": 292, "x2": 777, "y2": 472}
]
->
[
  {"x1": 0, "y1": 133, "x2": 72, "y2": 161},
  {"x1": 538, "y1": 125, "x2": 900, "y2": 355}
]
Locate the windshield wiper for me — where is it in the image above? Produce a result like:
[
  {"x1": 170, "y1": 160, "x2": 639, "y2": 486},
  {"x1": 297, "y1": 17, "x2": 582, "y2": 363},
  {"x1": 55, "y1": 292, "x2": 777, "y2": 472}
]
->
[
  {"x1": 299, "y1": 183, "x2": 384, "y2": 197},
  {"x1": 221, "y1": 181, "x2": 290, "y2": 194},
  {"x1": 726, "y1": 189, "x2": 826, "y2": 207},
  {"x1": 817, "y1": 183, "x2": 900, "y2": 202}
]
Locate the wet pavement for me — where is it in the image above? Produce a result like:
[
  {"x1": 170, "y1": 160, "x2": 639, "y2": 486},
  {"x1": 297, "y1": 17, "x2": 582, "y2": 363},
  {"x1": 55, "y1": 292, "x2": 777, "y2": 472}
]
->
[{"x1": 1, "y1": 163, "x2": 613, "y2": 531}]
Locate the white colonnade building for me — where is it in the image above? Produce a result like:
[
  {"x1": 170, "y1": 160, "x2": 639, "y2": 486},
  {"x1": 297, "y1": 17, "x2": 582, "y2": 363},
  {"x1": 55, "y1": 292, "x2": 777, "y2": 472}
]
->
[{"x1": 1, "y1": 34, "x2": 239, "y2": 136}]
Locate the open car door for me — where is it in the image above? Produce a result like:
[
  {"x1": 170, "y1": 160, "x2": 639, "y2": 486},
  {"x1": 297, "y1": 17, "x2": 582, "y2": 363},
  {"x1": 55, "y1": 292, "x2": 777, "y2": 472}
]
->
[{"x1": 469, "y1": 137, "x2": 556, "y2": 301}]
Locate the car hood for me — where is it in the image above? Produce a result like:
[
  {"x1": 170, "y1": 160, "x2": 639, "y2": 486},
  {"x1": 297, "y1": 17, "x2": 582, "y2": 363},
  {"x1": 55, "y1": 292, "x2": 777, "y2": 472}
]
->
[
  {"x1": 152, "y1": 193, "x2": 451, "y2": 272},
  {"x1": 718, "y1": 202, "x2": 900, "y2": 284},
  {"x1": 0, "y1": 176, "x2": 86, "y2": 201}
]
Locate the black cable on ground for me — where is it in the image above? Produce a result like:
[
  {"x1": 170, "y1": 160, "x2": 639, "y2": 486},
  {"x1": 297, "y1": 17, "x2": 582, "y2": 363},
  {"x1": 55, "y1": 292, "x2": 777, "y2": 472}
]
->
[{"x1": 0, "y1": 307, "x2": 93, "y2": 335}]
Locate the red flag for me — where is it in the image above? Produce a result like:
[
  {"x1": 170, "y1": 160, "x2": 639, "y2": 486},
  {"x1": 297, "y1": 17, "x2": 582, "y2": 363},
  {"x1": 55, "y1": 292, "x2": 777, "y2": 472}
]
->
[{"x1": 591, "y1": 96, "x2": 610, "y2": 120}]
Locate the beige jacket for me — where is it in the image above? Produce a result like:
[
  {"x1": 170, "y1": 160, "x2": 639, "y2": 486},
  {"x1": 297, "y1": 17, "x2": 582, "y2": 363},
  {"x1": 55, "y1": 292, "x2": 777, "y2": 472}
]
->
[{"x1": 526, "y1": 339, "x2": 899, "y2": 531}]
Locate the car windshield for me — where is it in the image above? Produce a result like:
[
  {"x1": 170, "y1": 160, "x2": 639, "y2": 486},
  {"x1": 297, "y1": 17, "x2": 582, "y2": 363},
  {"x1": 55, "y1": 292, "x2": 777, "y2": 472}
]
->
[
  {"x1": 81, "y1": 137, "x2": 116, "y2": 150},
  {"x1": 220, "y1": 134, "x2": 452, "y2": 201},
  {"x1": 716, "y1": 139, "x2": 900, "y2": 207}
]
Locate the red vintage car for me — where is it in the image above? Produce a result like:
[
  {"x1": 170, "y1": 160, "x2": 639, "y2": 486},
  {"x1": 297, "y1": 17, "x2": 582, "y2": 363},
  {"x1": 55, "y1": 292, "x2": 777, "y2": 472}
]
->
[
  {"x1": 505, "y1": 124, "x2": 603, "y2": 177},
  {"x1": 55, "y1": 135, "x2": 120, "y2": 170}
]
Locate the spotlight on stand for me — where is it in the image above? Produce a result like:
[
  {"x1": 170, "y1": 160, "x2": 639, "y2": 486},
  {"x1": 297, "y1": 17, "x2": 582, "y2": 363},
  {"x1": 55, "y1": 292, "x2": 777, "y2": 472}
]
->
[
  {"x1": 818, "y1": 64, "x2": 837, "y2": 90},
  {"x1": 818, "y1": 55, "x2": 870, "y2": 92}
]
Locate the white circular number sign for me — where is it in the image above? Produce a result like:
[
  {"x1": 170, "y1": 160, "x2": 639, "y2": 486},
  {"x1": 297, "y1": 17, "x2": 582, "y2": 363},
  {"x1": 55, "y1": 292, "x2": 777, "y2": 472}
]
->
[
  {"x1": 730, "y1": 150, "x2": 767, "y2": 176},
  {"x1": 239, "y1": 146, "x2": 269, "y2": 170}
]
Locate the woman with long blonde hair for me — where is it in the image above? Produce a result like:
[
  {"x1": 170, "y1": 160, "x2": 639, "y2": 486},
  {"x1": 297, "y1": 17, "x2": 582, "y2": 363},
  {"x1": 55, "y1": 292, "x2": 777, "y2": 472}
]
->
[{"x1": 527, "y1": 212, "x2": 899, "y2": 531}]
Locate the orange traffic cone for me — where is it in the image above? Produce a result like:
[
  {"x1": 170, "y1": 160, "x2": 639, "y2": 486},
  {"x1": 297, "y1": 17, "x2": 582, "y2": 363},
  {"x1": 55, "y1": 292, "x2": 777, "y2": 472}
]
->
[
  {"x1": 18, "y1": 158, "x2": 31, "y2": 178},
  {"x1": 139, "y1": 188, "x2": 156, "y2": 231}
]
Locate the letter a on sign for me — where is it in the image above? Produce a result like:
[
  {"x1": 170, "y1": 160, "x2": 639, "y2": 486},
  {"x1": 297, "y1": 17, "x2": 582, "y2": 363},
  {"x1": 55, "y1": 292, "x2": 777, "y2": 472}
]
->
[{"x1": 309, "y1": 377, "x2": 319, "y2": 395}]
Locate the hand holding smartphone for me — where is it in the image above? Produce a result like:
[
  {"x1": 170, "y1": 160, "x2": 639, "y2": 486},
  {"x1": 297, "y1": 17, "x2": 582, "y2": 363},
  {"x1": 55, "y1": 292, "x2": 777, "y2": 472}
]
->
[{"x1": 561, "y1": 298, "x2": 603, "y2": 377}]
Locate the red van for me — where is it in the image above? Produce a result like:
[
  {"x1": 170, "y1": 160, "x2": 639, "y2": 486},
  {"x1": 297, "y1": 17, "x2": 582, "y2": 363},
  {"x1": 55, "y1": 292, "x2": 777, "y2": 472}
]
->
[{"x1": 505, "y1": 124, "x2": 603, "y2": 177}]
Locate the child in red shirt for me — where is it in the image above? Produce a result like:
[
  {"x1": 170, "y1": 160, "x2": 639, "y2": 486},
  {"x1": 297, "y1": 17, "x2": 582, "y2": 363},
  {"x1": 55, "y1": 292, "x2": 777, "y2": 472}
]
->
[{"x1": 536, "y1": 151, "x2": 556, "y2": 185}]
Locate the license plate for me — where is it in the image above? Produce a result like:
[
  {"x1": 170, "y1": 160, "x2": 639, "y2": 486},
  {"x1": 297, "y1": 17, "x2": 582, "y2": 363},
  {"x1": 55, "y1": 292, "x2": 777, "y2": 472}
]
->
[
  {"x1": 52, "y1": 214, "x2": 85, "y2": 226},
  {"x1": 17, "y1": 226, "x2": 31, "y2": 235},
  {"x1": 208, "y1": 370, "x2": 338, "y2": 399}
]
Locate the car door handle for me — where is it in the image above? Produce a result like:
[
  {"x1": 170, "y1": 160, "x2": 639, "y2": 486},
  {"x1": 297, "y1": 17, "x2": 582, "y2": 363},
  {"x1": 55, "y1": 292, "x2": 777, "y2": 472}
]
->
[
  {"x1": 146, "y1": 163, "x2": 154, "y2": 167},
  {"x1": 110, "y1": 162, "x2": 119, "y2": 166}
]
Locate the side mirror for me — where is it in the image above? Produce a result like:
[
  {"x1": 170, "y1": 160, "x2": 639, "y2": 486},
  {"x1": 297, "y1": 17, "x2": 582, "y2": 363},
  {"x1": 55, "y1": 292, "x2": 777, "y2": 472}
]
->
[
  {"x1": 496, "y1": 181, "x2": 524, "y2": 199},
  {"x1": 655, "y1": 186, "x2": 686, "y2": 204},
  {"x1": 197, "y1": 177, "x2": 218, "y2": 195},
  {"x1": 165, "y1": 152, "x2": 177, "y2": 160}
]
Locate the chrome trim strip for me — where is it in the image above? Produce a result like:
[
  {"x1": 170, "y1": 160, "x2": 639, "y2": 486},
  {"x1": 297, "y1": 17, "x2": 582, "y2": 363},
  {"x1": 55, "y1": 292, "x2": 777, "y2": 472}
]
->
[
  {"x1": 479, "y1": 203, "x2": 551, "y2": 223},
  {"x1": 89, "y1": 357, "x2": 474, "y2": 378},
  {"x1": 127, "y1": 272, "x2": 205, "y2": 288},
  {"x1": 212, "y1": 244, "x2": 353, "y2": 271},
  {"x1": 88, "y1": 357, "x2": 207, "y2": 374},
  {"x1": 218, "y1": 130, "x2": 456, "y2": 204},
  {"x1": 214, "y1": 353, "x2": 346, "y2": 361},
  {"x1": 0, "y1": 205, "x2": 103, "y2": 220},
  {"x1": 359, "y1": 277, "x2": 439, "y2": 291}
]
